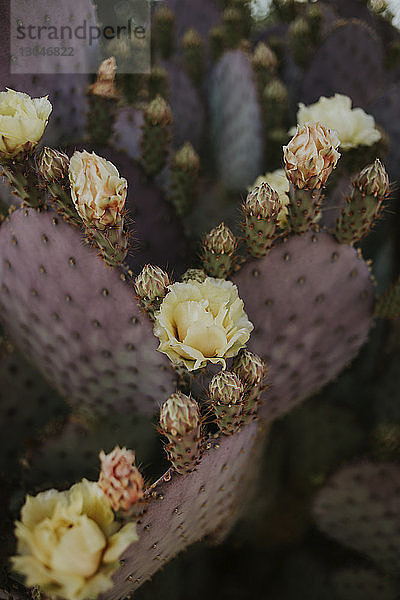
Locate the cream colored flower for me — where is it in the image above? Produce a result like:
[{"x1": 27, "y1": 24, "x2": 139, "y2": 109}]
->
[
  {"x1": 0, "y1": 88, "x2": 52, "y2": 159},
  {"x1": 12, "y1": 479, "x2": 137, "y2": 600},
  {"x1": 251, "y1": 169, "x2": 290, "y2": 227},
  {"x1": 284, "y1": 122, "x2": 340, "y2": 190},
  {"x1": 290, "y1": 94, "x2": 381, "y2": 150},
  {"x1": 154, "y1": 277, "x2": 254, "y2": 371},
  {"x1": 69, "y1": 150, "x2": 127, "y2": 229}
]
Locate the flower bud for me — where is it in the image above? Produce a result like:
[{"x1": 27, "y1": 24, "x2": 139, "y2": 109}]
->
[
  {"x1": 144, "y1": 95, "x2": 173, "y2": 127},
  {"x1": 181, "y1": 268, "x2": 207, "y2": 283},
  {"x1": 98, "y1": 446, "x2": 144, "y2": 512},
  {"x1": 135, "y1": 264, "x2": 170, "y2": 302},
  {"x1": 204, "y1": 223, "x2": 236, "y2": 255},
  {"x1": 160, "y1": 392, "x2": 200, "y2": 437},
  {"x1": 209, "y1": 371, "x2": 244, "y2": 405},
  {"x1": 252, "y1": 42, "x2": 278, "y2": 73},
  {"x1": 89, "y1": 57, "x2": 118, "y2": 99},
  {"x1": 283, "y1": 122, "x2": 340, "y2": 190},
  {"x1": 354, "y1": 159, "x2": 389, "y2": 198},
  {"x1": 38, "y1": 147, "x2": 69, "y2": 182},
  {"x1": 0, "y1": 89, "x2": 52, "y2": 160},
  {"x1": 68, "y1": 150, "x2": 127, "y2": 229},
  {"x1": 263, "y1": 79, "x2": 288, "y2": 104},
  {"x1": 244, "y1": 182, "x2": 282, "y2": 219},
  {"x1": 173, "y1": 141, "x2": 200, "y2": 171},
  {"x1": 232, "y1": 349, "x2": 267, "y2": 386}
]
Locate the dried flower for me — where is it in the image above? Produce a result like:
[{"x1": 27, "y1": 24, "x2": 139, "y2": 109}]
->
[{"x1": 99, "y1": 446, "x2": 144, "y2": 512}]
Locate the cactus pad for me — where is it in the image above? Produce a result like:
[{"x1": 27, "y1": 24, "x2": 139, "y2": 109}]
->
[
  {"x1": 301, "y1": 20, "x2": 384, "y2": 109},
  {"x1": 313, "y1": 462, "x2": 400, "y2": 573},
  {"x1": 102, "y1": 421, "x2": 261, "y2": 597},
  {"x1": 0, "y1": 344, "x2": 67, "y2": 473},
  {"x1": 210, "y1": 50, "x2": 263, "y2": 191},
  {"x1": 233, "y1": 231, "x2": 374, "y2": 422},
  {"x1": 0, "y1": 207, "x2": 176, "y2": 416}
]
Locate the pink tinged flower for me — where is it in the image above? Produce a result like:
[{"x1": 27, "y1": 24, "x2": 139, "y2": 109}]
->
[
  {"x1": 283, "y1": 122, "x2": 340, "y2": 190},
  {"x1": 98, "y1": 446, "x2": 144, "y2": 512}
]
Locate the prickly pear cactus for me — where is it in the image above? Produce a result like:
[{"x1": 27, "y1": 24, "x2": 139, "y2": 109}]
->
[
  {"x1": 0, "y1": 0, "x2": 100, "y2": 146},
  {"x1": 210, "y1": 49, "x2": 263, "y2": 191},
  {"x1": 233, "y1": 231, "x2": 374, "y2": 422},
  {"x1": 0, "y1": 207, "x2": 175, "y2": 417},
  {"x1": 103, "y1": 422, "x2": 262, "y2": 597},
  {"x1": 313, "y1": 462, "x2": 400, "y2": 573},
  {"x1": 0, "y1": 341, "x2": 67, "y2": 474},
  {"x1": 300, "y1": 20, "x2": 384, "y2": 109}
]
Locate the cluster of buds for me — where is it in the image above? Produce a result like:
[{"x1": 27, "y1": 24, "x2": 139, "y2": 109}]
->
[
  {"x1": 98, "y1": 446, "x2": 144, "y2": 514},
  {"x1": 242, "y1": 182, "x2": 283, "y2": 257},
  {"x1": 283, "y1": 122, "x2": 340, "y2": 233},
  {"x1": 335, "y1": 159, "x2": 389, "y2": 245},
  {"x1": 209, "y1": 371, "x2": 244, "y2": 435},
  {"x1": 202, "y1": 222, "x2": 237, "y2": 278},
  {"x1": 87, "y1": 57, "x2": 119, "y2": 145},
  {"x1": 159, "y1": 392, "x2": 202, "y2": 474},
  {"x1": 135, "y1": 264, "x2": 170, "y2": 317},
  {"x1": 252, "y1": 42, "x2": 278, "y2": 90}
]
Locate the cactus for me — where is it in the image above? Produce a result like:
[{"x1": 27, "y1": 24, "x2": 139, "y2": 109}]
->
[
  {"x1": 300, "y1": 20, "x2": 385, "y2": 109},
  {"x1": 210, "y1": 50, "x2": 263, "y2": 191},
  {"x1": 0, "y1": 207, "x2": 176, "y2": 418},
  {"x1": 313, "y1": 462, "x2": 400, "y2": 573},
  {"x1": 2, "y1": 1, "x2": 400, "y2": 598}
]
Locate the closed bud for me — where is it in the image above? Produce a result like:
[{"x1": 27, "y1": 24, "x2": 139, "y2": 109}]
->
[
  {"x1": 204, "y1": 223, "x2": 236, "y2": 255},
  {"x1": 173, "y1": 142, "x2": 200, "y2": 171},
  {"x1": 283, "y1": 122, "x2": 340, "y2": 190},
  {"x1": 355, "y1": 159, "x2": 389, "y2": 198},
  {"x1": 89, "y1": 57, "x2": 118, "y2": 99},
  {"x1": 181, "y1": 268, "x2": 207, "y2": 283},
  {"x1": 145, "y1": 95, "x2": 173, "y2": 127},
  {"x1": 98, "y1": 446, "x2": 144, "y2": 512},
  {"x1": 252, "y1": 42, "x2": 277, "y2": 73},
  {"x1": 209, "y1": 371, "x2": 244, "y2": 405},
  {"x1": 232, "y1": 349, "x2": 267, "y2": 386},
  {"x1": 160, "y1": 392, "x2": 200, "y2": 437},
  {"x1": 263, "y1": 79, "x2": 288, "y2": 104},
  {"x1": 38, "y1": 147, "x2": 69, "y2": 182},
  {"x1": 244, "y1": 182, "x2": 282, "y2": 219},
  {"x1": 182, "y1": 28, "x2": 202, "y2": 49},
  {"x1": 135, "y1": 264, "x2": 170, "y2": 302}
]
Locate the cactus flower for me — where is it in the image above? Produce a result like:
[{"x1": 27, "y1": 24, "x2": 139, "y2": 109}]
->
[
  {"x1": 153, "y1": 277, "x2": 253, "y2": 370},
  {"x1": 99, "y1": 446, "x2": 144, "y2": 512},
  {"x1": 12, "y1": 479, "x2": 137, "y2": 600},
  {"x1": 291, "y1": 94, "x2": 381, "y2": 150},
  {"x1": 283, "y1": 122, "x2": 340, "y2": 190},
  {"x1": 0, "y1": 88, "x2": 52, "y2": 159},
  {"x1": 68, "y1": 150, "x2": 127, "y2": 229}
]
